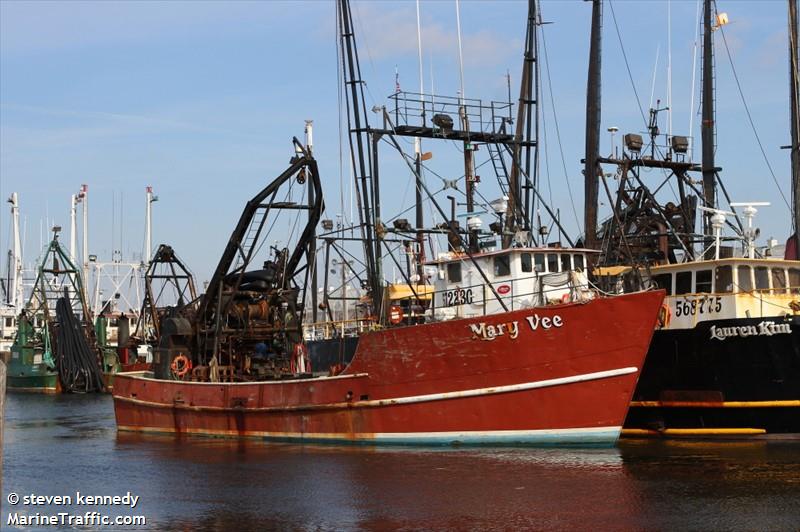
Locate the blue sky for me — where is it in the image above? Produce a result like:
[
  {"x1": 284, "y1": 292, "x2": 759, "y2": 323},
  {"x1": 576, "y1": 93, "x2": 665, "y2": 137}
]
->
[{"x1": 1, "y1": 0, "x2": 795, "y2": 285}]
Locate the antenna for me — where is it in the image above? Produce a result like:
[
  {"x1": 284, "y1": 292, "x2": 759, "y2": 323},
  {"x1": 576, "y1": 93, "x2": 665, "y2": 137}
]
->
[
  {"x1": 607, "y1": 126, "x2": 619, "y2": 158},
  {"x1": 730, "y1": 201, "x2": 770, "y2": 259},
  {"x1": 7, "y1": 193, "x2": 22, "y2": 308},
  {"x1": 455, "y1": 0, "x2": 465, "y2": 105},
  {"x1": 70, "y1": 194, "x2": 78, "y2": 263},
  {"x1": 145, "y1": 186, "x2": 158, "y2": 264},
  {"x1": 698, "y1": 205, "x2": 734, "y2": 260},
  {"x1": 80, "y1": 184, "x2": 89, "y2": 286}
]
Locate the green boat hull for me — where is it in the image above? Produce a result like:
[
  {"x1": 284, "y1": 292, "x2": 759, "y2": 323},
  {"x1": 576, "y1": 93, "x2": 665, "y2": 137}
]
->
[
  {"x1": 7, "y1": 350, "x2": 59, "y2": 393},
  {"x1": 6, "y1": 371, "x2": 59, "y2": 393},
  {"x1": 7, "y1": 337, "x2": 59, "y2": 393}
]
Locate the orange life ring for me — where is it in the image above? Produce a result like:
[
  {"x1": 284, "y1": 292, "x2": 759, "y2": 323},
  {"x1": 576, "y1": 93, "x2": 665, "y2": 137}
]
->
[
  {"x1": 170, "y1": 354, "x2": 192, "y2": 379},
  {"x1": 657, "y1": 303, "x2": 672, "y2": 328},
  {"x1": 388, "y1": 305, "x2": 404, "y2": 325},
  {"x1": 561, "y1": 293, "x2": 571, "y2": 304}
]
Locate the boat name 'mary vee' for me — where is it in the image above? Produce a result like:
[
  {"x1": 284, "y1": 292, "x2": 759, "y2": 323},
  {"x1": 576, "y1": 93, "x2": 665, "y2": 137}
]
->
[
  {"x1": 709, "y1": 320, "x2": 792, "y2": 341},
  {"x1": 469, "y1": 313, "x2": 564, "y2": 341}
]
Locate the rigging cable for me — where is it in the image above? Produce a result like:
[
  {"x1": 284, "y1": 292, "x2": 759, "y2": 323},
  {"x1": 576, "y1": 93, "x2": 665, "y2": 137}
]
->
[
  {"x1": 667, "y1": 0, "x2": 673, "y2": 138},
  {"x1": 688, "y1": 0, "x2": 702, "y2": 152},
  {"x1": 649, "y1": 45, "x2": 660, "y2": 111},
  {"x1": 350, "y1": 3, "x2": 381, "y2": 109},
  {"x1": 335, "y1": 6, "x2": 347, "y2": 229},
  {"x1": 607, "y1": 1, "x2": 690, "y2": 223},
  {"x1": 718, "y1": 24, "x2": 791, "y2": 214},
  {"x1": 540, "y1": 23, "x2": 582, "y2": 232},
  {"x1": 379, "y1": 135, "x2": 499, "y2": 230},
  {"x1": 608, "y1": 0, "x2": 648, "y2": 128},
  {"x1": 540, "y1": 79, "x2": 554, "y2": 212}
]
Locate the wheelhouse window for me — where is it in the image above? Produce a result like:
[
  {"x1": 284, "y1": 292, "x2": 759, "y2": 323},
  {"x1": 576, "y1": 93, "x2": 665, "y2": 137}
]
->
[
  {"x1": 755, "y1": 266, "x2": 770, "y2": 290},
  {"x1": 447, "y1": 262, "x2": 462, "y2": 283},
  {"x1": 560, "y1": 254, "x2": 571, "y2": 272},
  {"x1": 695, "y1": 270, "x2": 712, "y2": 294},
  {"x1": 772, "y1": 268, "x2": 787, "y2": 293},
  {"x1": 547, "y1": 253, "x2": 559, "y2": 273},
  {"x1": 715, "y1": 266, "x2": 733, "y2": 294},
  {"x1": 789, "y1": 268, "x2": 800, "y2": 294},
  {"x1": 494, "y1": 254, "x2": 511, "y2": 277},
  {"x1": 573, "y1": 254, "x2": 585, "y2": 270},
  {"x1": 521, "y1": 253, "x2": 532, "y2": 273},
  {"x1": 737, "y1": 265, "x2": 753, "y2": 292},
  {"x1": 675, "y1": 271, "x2": 692, "y2": 295},
  {"x1": 653, "y1": 274, "x2": 673, "y2": 295},
  {"x1": 534, "y1": 253, "x2": 545, "y2": 272}
]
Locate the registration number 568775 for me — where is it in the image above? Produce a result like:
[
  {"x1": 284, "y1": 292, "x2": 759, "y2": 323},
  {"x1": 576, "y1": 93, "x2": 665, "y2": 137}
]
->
[{"x1": 674, "y1": 296, "x2": 722, "y2": 317}]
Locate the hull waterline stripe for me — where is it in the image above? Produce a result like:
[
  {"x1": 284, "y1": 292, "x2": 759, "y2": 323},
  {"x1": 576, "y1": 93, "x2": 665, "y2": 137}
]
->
[
  {"x1": 622, "y1": 428, "x2": 767, "y2": 436},
  {"x1": 115, "y1": 366, "x2": 639, "y2": 414},
  {"x1": 117, "y1": 425, "x2": 622, "y2": 444},
  {"x1": 630, "y1": 400, "x2": 800, "y2": 409},
  {"x1": 7, "y1": 387, "x2": 58, "y2": 394}
]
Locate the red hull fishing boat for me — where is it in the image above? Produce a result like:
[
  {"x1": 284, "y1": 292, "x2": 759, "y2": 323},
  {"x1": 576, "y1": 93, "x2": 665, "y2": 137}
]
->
[
  {"x1": 114, "y1": 291, "x2": 662, "y2": 445},
  {"x1": 113, "y1": 0, "x2": 665, "y2": 446}
]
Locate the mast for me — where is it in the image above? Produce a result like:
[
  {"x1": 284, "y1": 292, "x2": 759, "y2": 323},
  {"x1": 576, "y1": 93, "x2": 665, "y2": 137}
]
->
[
  {"x1": 506, "y1": 0, "x2": 538, "y2": 246},
  {"x1": 414, "y1": 0, "x2": 425, "y2": 278},
  {"x1": 455, "y1": 0, "x2": 478, "y2": 251},
  {"x1": 701, "y1": 0, "x2": 716, "y2": 238},
  {"x1": 790, "y1": 0, "x2": 800, "y2": 253},
  {"x1": 338, "y1": 0, "x2": 381, "y2": 313},
  {"x1": 584, "y1": 0, "x2": 602, "y2": 250},
  {"x1": 526, "y1": 1, "x2": 539, "y2": 235}
]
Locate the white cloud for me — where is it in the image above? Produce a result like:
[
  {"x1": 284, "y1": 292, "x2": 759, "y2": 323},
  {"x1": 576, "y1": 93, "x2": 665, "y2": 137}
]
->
[{"x1": 350, "y1": 3, "x2": 521, "y2": 68}]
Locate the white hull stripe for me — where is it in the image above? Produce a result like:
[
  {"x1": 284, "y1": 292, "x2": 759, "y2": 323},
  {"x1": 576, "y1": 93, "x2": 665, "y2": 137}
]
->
[
  {"x1": 361, "y1": 366, "x2": 638, "y2": 407},
  {"x1": 115, "y1": 367, "x2": 639, "y2": 413},
  {"x1": 117, "y1": 370, "x2": 369, "y2": 386},
  {"x1": 117, "y1": 425, "x2": 623, "y2": 445}
]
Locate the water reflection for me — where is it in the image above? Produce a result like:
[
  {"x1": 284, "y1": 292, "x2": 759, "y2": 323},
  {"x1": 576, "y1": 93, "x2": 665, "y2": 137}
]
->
[{"x1": 4, "y1": 394, "x2": 800, "y2": 531}]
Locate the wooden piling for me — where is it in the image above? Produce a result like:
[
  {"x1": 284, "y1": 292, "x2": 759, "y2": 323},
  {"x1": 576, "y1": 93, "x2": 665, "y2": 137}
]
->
[{"x1": 0, "y1": 358, "x2": 6, "y2": 507}]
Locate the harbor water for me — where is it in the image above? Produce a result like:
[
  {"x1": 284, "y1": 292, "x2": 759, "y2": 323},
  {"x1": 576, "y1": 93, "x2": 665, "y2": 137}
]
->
[{"x1": 3, "y1": 393, "x2": 800, "y2": 531}]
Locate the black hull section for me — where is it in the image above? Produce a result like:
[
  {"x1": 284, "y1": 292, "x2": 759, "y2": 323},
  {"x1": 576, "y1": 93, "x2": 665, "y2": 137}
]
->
[
  {"x1": 307, "y1": 336, "x2": 358, "y2": 373},
  {"x1": 625, "y1": 316, "x2": 800, "y2": 435},
  {"x1": 627, "y1": 406, "x2": 799, "y2": 434}
]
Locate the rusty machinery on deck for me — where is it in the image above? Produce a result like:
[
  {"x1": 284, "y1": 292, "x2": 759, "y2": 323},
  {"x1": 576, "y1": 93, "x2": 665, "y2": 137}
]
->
[{"x1": 154, "y1": 139, "x2": 324, "y2": 381}]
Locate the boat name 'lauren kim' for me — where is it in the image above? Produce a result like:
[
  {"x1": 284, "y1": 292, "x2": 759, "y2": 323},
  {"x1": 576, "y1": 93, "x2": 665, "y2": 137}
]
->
[
  {"x1": 709, "y1": 321, "x2": 792, "y2": 341},
  {"x1": 468, "y1": 314, "x2": 564, "y2": 341}
]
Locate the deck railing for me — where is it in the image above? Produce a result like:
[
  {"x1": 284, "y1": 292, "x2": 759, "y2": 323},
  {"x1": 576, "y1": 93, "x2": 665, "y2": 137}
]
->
[{"x1": 302, "y1": 273, "x2": 593, "y2": 339}]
